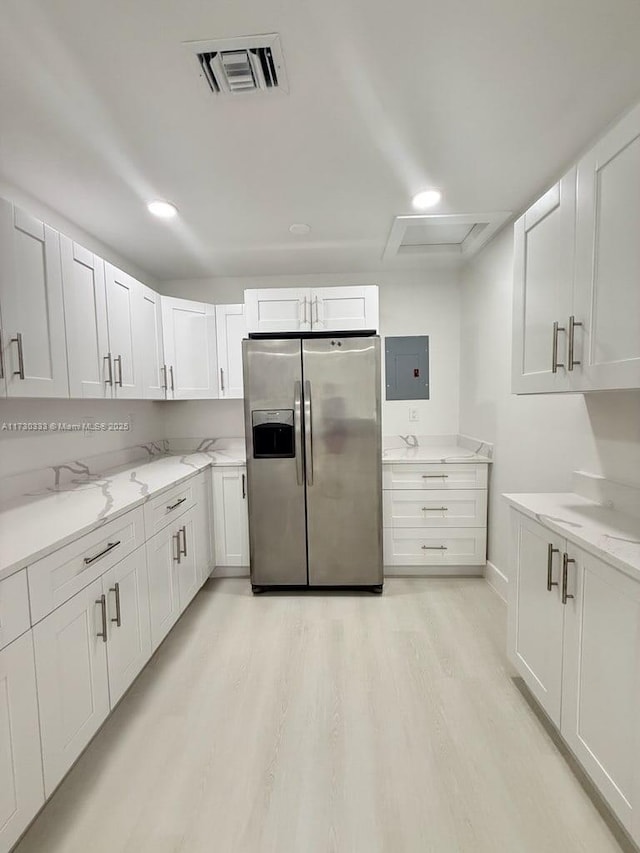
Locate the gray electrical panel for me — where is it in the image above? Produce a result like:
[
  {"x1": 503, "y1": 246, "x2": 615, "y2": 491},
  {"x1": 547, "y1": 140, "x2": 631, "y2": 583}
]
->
[{"x1": 385, "y1": 336, "x2": 429, "y2": 400}]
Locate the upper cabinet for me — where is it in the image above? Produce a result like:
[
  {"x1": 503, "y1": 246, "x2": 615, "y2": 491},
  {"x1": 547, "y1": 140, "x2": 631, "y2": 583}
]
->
[
  {"x1": 161, "y1": 296, "x2": 218, "y2": 399},
  {"x1": 103, "y1": 263, "x2": 144, "y2": 398},
  {"x1": 216, "y1": 304, "x2": 246, "y2": 399},
  {"x1": 244, "y1": 285, "x2": 379, "y2": 334},
  {"x1": 0, "y1": 200, "x2": 69, "y2": 398},
  {"x1": 140, "y1": 284, "x2": 166, "y2": 399},
  {"x1": 512, "y1": 104, "x2": 640, "y2": 394}
]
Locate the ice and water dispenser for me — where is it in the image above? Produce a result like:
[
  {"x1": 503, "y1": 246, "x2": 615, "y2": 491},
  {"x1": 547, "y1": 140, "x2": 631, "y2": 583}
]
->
[{"x1": 251, "y1": 410, "x2": 295, "y2": 458}]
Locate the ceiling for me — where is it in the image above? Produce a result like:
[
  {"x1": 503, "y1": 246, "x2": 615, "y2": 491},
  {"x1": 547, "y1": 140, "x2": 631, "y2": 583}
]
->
[{"x1": 1, "y1": 0, "x2": 640, "y2": 281}]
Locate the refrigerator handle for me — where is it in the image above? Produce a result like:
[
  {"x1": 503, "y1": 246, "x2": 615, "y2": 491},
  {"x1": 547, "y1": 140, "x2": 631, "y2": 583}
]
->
[
  {"x1": 304, "y1": 379, "x2": 314, "y2": 487},
  {"x1": 294, "y1": 380, "x2": 303, "y2": 486}
]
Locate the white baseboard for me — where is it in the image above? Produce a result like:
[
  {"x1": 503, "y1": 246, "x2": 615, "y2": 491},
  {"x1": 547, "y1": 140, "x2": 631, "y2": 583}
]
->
[
  {"x1": 384, "y1": 565, "x2": 484, "y2": 577},
  {"x1": 210, "y1": 566, "x2": 250, "y2": 578},
  {"x1": 485, "y1": 560, "x2": 508, "y2": 602}
]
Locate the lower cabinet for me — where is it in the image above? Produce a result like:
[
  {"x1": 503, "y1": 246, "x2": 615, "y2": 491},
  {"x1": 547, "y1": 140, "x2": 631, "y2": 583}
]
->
[
  {"x1": 212, "y1": 466, "x2": 249, "y2": 568},
  {"x1": 0, "y1": 632, "x2": 44, "y2": 853},
  {"x1": 508, "y1": 509, "x2": 640, "y2": 842}
]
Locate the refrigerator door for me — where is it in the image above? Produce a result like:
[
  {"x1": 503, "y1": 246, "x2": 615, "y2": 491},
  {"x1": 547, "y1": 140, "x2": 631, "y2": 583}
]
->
[
  {"x1": 243, "y1": 339, "x2": 308, "y2": 586},
  {"x1": 302, "y1": 336, "x2": 383, "y2": 586}
]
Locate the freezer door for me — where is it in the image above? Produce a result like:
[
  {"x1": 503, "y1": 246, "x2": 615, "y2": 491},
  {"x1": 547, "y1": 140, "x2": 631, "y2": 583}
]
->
[
  {"x1": 243, "y1": 339, "x2": 308, "y2": 586},
  {"x1": 302, "y1": 336, "x2": 383, "y2": 585}
]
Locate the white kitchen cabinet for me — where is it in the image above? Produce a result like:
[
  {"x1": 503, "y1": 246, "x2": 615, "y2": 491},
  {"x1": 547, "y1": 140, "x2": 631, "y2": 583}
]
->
[
  {"x1": 102, "y1": 547, "x2": 152, "y2": 707},
  {"x1": 244, "y1": 285, "x2": 379, "y2": 334},
  {"x1": 507, "y1": 511, "x2": 566, "y2": 725},
  {"x1": 212, "y1": 466, "x2": 249, "y2": 568},
  {"x1": 104, "y1": 263, "x2": 144, "y2": 398},
  {"x1": 175, "y1": 509, "x2": 199, "y2": 611},
  {"x1": 146, "y1": 523, "x2": 182, "y2": 650},
  {"x1": 512, "y1": 170, "x2": 576, "y2": 394},
  {"x1": 572, "y1": 102, "x2": 640, "y2": 391},
  {"x1": 0, "y1": 631, "x2": 45, "y2": 853},
  {"x1": 216, "y1": 303, "x2": 246, "y2": 398},
  {"x1": 194, "y1": 473, "x2": 213, "y2": 585},
  {"x1": 0, "y1": 199, "x2": 69, "y2": 398},
  {"x1": 140, "y1": 284, "x2": 166, "y2": 399},
  {"x1": 161, "y1": 296, "x2": 218, "y2": 399},
  {"x1": 561, "y1": 546, "x2": 640, "y2": 835},
  {"x1": 33, "y1": 576, "x2": 110, "y2": 795}
]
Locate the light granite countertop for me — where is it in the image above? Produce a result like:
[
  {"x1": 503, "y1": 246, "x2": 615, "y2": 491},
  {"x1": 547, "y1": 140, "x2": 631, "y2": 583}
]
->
[
  {"x1": 503, "y1": 492, "x2": 640, "y2": 581},
  {"x1": 382, "y1": 445, "x2": 491, "y2": 464}
]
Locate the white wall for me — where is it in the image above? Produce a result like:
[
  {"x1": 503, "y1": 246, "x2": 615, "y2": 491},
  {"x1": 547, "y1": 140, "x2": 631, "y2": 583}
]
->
[
  {"x1": 158, "y1": 269, "x2": 461, "y2": 438},
  {"x1": 459, "y1": 226, "x2": 640, "y2": 581}
]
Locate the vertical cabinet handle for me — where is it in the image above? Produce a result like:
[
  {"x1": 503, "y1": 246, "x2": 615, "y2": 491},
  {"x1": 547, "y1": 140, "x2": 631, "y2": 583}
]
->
[
  {"x1": 180, "y1": 525, "x2": 187, "y2": 557},
  {"x1": 300, "y1": 298, "x2": 308, "y2": 327},
  {"x1": 96, "y1": 594, "x2": 108, "y2": 642},
  {"x1": 173, "y1": 531, "x2": 181, "y2": 564},
  {"x1": 241, "y1": 473, "x2": 246, "y2": 499},
  {"x1": 110, "y1": 582, "x2": 122, "y2": 627},
  {"x1": 547, "y1": 544, "x2": 559, "y2": 591},
  {"x1": 0, "y1": 329, "x2": 5, "y2": 380},
  {"x1": 314, "y1": 296, "x2": 320, "y2": 325},
  {"x1": 562, "y1": 553, "x2": 576, "y2": 604},
  {"x1": 11, "y1": 332, "x2": 25, "y2": 379},
  {"x1": 161, "y1": 364, "x2": 168, "y2": 390},
  {"x1": 104, "y1": 353, "x2": 113, "y2": 386},
  {"x1": 169, "y1": 365, "x2": 175, "y2": 393},
  {"x1": 220, "y1": 367, "x2": 225, "y2": 393},
  {"x1": 551, "y1": 321, "x2": 565, "y2": 373},
  {"x1": 568, "y1": 316, "x2": 583, "y2": 371},
  {"x1": 114, "y1": 355, "x2": 123, "y2": 387}
]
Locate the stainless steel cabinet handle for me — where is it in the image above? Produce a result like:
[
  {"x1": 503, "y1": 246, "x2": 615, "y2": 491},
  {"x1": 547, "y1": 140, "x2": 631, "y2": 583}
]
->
[
  {"x1": 161, "y1": 364, "x2": 168, "y2": 390},
  {"x1": 169, "y1": 365, "x2": 175, "y2": 393},
  {"x1": 562, "y1": 553, "x2": 575, "y2": 604},
  {"x1": 300, "y1": 298, "x2": 307, "y2": 326},
  {"x1": 104, "y1": 353, "x2": 113, "y2": 386},
  {"x1": 84, "y1": 540, "x2": 121, "y2": 566},
  {"x1": 552, "y1": 321, "x2": 565, "y2": 373},
  {"x1": 294, "y1": 380, "x2": 303, "y2": 486},
  {"x1": 173, "y1": 532, "x2": 181, "y2": 564},
  {"x1": 314, "y1": 296, "x2": 320, "y2": 325},
  {"x1": 241, "y1": 473, "x2": 246, "y2": 499},
  {"x1": 114, "y1": 355, "x2": 123, "y2": 387},
  {"x1": 180, "y1": 525, "x2": 187, "y2": 557},
  {"x1": 304, "y1": 379, "x2": 314, "y2": 486},
  {"x1": 422, "y1": 474, "x2": 448, "y2": 479},
  {"x1": 568, "y1": 316, "x2": 583, "y2": 371},
  {"x1": 547, "y1": 544, "x2": 559, "y2": 591},
  {"x1": 0, "y1": 329, "x2": 4, "y2": 379},
  {"x1": 166, "y1": 496, "x2": 187, "y2": 512},
  {"x1": 220, "y1": 367, "x2": 225, "y2": 393},
  {"x1": 421, "y1": 506, "x2": 449, "y2": 511},
  {"x1": 110, "y1": 582, "x2": 122, "y2": 627},
  {"x1": 11, "y1": 332, "x2": 25, "y2": 379},
  {"x1": 421, "y1": 545, "x2": 448, "y2": 550},
  {"x1": 96, "y1": 594, "x2": 108, "y2": 642}
]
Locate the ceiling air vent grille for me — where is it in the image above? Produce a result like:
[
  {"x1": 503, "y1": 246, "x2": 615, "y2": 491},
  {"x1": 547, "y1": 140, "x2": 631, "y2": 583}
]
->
[{"x1": 185, "y1": 34, "x2": 288, "y2": 96}]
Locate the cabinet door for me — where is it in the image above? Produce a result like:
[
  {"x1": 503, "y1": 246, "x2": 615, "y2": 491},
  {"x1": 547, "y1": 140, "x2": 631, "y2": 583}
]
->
[
  {"x1": 0, "y1": 632, "x2": 45, "y2": 853},
  {"x1": 312, "y1": 285, "x2": 379, "y2": 332},
  {"x1": 161, "y1": 296, "x2": 218, "y2": 399},
  {"x1": 0, "y1": 199, "x2": 69, "y2": 398},
  {"x1": 146, "y1": 525, "x2": 181, "y2": 650},
  {"x1": 176, "y1": 510, "x2": 199, "y2": 610},
  {"x1": 61, "y1": 237, "x2": 111, "y2": 398},
  {"x1": 573, "y1": 103, "x2": 640, "y2": 391},
  {"x1": 33, "y1": 577, "x2": 110, "y2": 795},
  {"x1": 102, "y1": 547, "x2": 151, "y2": 708},
  {"x1": 244, "y1": 288, "x2": 310, "y2": 333},
  {"x1": 561, "y1": 548, "x2": 640, "y2": 835},
  {"x1": 104, "y1": 263, "x2": 143, "y2": 398},
  {"x1": 511, "y1": 170, "x2": 575, "y2": 394},
  {"x1": 194, "y1": 476, "x2": 213, "y2": 586},
  {"x1": 507, "y1": 511, "x2": 565, "y2": 725},
  {"x1": 140, "y1": 284, "x2": 166, "y2": 399},
  {"x1": 216, "y1": 303, "x2": 246, "y2": 398},
  {"x1": 212, "y1": 467, "x2": 249, "y2": 567}
]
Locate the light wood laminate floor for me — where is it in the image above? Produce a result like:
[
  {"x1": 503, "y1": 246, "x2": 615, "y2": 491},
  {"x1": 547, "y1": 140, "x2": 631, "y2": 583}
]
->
[{"x1": 15, "y1": 578, "x2": 626, "y2": 853}]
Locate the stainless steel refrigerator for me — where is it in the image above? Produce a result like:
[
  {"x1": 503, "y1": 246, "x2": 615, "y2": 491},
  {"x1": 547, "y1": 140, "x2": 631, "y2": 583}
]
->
[{"x1": 242, "y1": 333, "x2": 383, "y2": 592}]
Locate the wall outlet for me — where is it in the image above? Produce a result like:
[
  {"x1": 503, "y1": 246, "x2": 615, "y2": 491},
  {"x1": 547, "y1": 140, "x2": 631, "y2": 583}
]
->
[{"x1": 408, "y1": 407, "x2": 419, "y2": 422}]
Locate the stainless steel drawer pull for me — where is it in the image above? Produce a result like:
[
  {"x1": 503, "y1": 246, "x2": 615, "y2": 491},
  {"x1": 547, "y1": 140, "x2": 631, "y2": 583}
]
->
[
  {"x1": 180, "y1": 525, "x2": 187, "y2": 557},
  {"x1": 568, "y1": 315, "x2": 583, "y2": 371},
  {"x1": 84, "y1": 540, "x2": 121, "y2": 566},
  {"x1": 422, "y1": 474, "x2": 448, "y2": 479},
  {"x1": 104, "y1": 353, "x2": 113, "y2": 386},
  {"x1": 562, "y1": 553, "x2": 575, "y2": 605},
  {"x1": 11, "y1": 332, "x2": 25, "y2": 379},
  {"x1": 552, "y1": 321, "x2": 565, "y2": 373},
  {"x1": 547, "y1": 543, "x2": 559, "y2": 591},
  {"x1": 421, "y1": 506, "x2": 449, "y2": 511},
  {"x1": 173, "y1": 532, "x2": 181, "y2": 564},
  {"x1": 114, "y1": 354, "x2": 123, "y2": 387},
  {"x1": 110, "y1": 582, "x2": 122, "y2": 627},
  {"x1": 421, "y1": 545, "x2": 448, "y2": 550},
  {"x1": 161, "y1": 364, "x2": 168, "y2": 390},
  {"x1": 166, "y1": 496, "x2": 187, "y2": 512},
  {"x1": 96, "y1": 594, "x2": 108, "y2": 643}
]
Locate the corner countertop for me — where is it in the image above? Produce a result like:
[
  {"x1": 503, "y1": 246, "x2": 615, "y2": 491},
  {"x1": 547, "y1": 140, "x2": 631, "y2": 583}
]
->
[
  {"x1": 382, "y1": 445, "x2": 491, "y2": 464},
  {"x1": 503, "y1": 492, "x2": 640, "y2": 581}
]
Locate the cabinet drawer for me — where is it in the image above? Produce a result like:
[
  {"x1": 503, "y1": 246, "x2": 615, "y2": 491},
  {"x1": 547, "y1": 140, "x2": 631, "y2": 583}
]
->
[
  {"x1": 383, "y1": 527, "x2": 487, "y2": 566},
  {"x1": 383, "y1": 463, "x2": 487, "y2": 490},
  {"x1": 28, "y1": 507, "x2": 144, "y2": 624},
  {"x1": 0, "y1": 570, "x2": 30, "y2": 649},
  {"x1": 383, "y1": 489, "x2": 487, "y2": 528},
  {"x1": 143, "y1": 475, "x2": 199, "y2": 538}
]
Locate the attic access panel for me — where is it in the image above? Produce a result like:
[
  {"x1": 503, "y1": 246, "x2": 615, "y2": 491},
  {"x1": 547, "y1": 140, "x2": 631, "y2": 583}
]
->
[{"x1": 385, "y1": 336, "x2": 429, "y2": 400}]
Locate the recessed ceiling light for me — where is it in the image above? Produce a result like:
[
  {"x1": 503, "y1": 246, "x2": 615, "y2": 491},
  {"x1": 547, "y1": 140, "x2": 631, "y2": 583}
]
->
[
  {"x1": 411, "y1": 189, "x2": 442, "y2": 210},
  {"x1": 289, "y1": 223, "x2": 311, "y2": 235},
  {"x1": 147, "y1": 200, "x2": 178, "y2": 219}
]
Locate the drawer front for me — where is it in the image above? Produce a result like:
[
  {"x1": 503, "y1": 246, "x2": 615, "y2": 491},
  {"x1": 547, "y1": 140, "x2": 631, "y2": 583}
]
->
[
  {"x1": 383, "y1": 463, "x2": 488, "y2": 490},
  {"x1": 28, "y1": 507, "x2": 144, "y2": 624},
  {"x1": 383, "y1": 489, "x2": 487, "y2": 528},
  {"x1": 383, "y1": 527, "x2": 487, "y2": 566},
  {"x1": 143, "y1": 475, "x2": 199, "y2": 538},
  {"x1": 0, "y1": 570, "x2": 30, "y2": 650}
]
